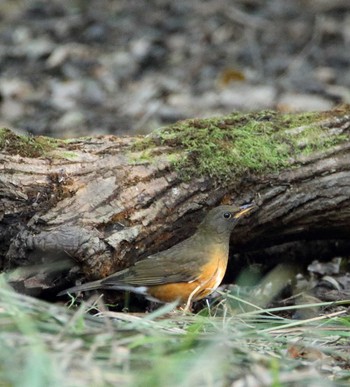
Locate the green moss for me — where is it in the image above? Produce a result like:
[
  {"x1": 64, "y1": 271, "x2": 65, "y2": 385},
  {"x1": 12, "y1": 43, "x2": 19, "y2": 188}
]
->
[
  {"x1": 0, "y1": 128, "x2": 60, "y2": 158},
  {"x1": 292, "y1": 124, "x2": 348, "y2": 155},
  {"x1": 133, "y1": 110, "x2": 344, "y2": 182},
  {"x1": 278, "y1": 111, "x2": 318, "y2": 129},
  {"x1": 59, "y1": 151, "x2": 80, "y2": 160},
  {"x1": 129, "y1": 148, "x2": 155, "y2": 164}
]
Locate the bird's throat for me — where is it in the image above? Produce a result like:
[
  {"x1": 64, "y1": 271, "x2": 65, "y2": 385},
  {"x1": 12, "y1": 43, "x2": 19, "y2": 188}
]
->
[{"x1": 195, "y1": 227, "x2": 232, "y2": 247}]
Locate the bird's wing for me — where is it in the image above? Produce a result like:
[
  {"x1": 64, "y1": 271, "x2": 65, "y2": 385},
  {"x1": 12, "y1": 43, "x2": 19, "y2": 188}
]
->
[
  {"x1": 57, "y1": 253, "x2": 199, "y2": 296},
  {"x1": 101, "y1": 239, "x2": 203, "y2": 287}
]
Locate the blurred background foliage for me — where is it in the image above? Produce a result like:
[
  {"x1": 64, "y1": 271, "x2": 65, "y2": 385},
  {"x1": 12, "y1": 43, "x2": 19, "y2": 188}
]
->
[{"x1": 0, "y1": 0, "x2": 349, "y2": 137}]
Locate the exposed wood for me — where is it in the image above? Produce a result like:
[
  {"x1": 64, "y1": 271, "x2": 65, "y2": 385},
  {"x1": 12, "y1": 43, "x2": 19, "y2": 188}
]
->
[{"x1": 1, "y1": 107, "x2": 350, "y2": 296}]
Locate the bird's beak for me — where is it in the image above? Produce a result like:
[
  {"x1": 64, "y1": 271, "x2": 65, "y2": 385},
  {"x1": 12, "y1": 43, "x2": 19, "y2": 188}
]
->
[{"x1": 233, "y1": 203, "x2": 255, "y2": 219}]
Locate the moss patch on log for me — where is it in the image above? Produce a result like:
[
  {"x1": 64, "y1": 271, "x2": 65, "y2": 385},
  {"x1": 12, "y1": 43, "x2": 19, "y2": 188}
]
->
[
  {"x1": 133, "y1": 109, "x2": 349, "y2": 181},
  {"x1": 0, "y1": 128, "x2": 82, "y2": 159},
  {"x1": 0, "y1": 128, "x2": 59, "y2": 157}
]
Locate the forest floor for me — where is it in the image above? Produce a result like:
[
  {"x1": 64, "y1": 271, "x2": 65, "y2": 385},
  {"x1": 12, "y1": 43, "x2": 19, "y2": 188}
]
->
[{"x1": 0, "y1": 0, "x2": 349, "y2": 137}]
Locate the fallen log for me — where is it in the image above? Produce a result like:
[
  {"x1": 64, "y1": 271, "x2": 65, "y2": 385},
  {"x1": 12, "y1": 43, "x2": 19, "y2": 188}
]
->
[{"x1": 1, "y1": 106, "x2": 350, "y2": 297}]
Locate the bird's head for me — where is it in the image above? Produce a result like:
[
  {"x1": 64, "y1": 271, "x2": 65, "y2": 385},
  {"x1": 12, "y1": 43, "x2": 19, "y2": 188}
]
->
[{"x1": 198, "y1": 204, "x2": 255, "y2": 237}]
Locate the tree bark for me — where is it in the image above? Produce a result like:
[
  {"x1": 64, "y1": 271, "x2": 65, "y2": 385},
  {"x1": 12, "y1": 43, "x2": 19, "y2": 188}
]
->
[{"x1": 1, "y1": 106, "x2": 350, "y2": 296}]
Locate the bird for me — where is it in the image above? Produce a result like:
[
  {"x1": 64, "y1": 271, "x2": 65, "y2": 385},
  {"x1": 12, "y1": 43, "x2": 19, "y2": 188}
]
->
[{"x1": 58, "y1": 204, "x2": 254, "y2": 305}]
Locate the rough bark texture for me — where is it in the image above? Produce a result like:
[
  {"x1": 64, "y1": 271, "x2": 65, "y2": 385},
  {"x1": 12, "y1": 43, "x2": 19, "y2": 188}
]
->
[{"x1": 1, "y1": 107, "x2": 350, "y2": 296}]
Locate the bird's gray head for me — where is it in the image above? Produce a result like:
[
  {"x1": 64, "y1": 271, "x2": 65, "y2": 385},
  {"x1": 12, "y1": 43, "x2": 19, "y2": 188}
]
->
[{"x1": 198, "y1": 204, "x2": 254, "y2": 237}]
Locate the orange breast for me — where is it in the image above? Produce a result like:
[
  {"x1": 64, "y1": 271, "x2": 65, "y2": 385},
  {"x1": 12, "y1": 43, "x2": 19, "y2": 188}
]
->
[{"x1": 147, "y1": 250, "x2": 228, "y2": 303}]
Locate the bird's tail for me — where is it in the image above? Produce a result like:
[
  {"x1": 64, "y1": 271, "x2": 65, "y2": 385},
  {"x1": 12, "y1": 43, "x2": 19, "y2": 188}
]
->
[{"x1": 57, "y1": 279, "x2": 105, "y2": 296}]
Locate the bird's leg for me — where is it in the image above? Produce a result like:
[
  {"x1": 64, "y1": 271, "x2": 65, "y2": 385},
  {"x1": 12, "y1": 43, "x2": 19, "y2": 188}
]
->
[{"x1": 182, "y1": 284, "x2": 202, "y2": 313}]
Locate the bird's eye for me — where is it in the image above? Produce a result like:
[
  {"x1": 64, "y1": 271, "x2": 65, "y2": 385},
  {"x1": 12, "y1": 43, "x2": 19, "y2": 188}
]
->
[{"x1": 223, "y1": 212, "x2": 231, "y2": 219}]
